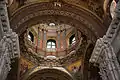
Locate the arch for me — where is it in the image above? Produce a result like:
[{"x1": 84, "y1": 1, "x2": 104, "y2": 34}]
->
[
  {"x1": 22, "y1": 67, "x2": 73, "y2": 80},
  {"x1": 10, "y1": 2, "x2": 106, "y2": 42}
]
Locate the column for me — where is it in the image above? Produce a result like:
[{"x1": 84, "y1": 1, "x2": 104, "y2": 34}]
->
[
  {"x1": 60, "y1": 30, "x2": 63, "y2": 49},
  {"x1": 40, "y1": 29, "x2": 42, "y2": 49},
  {"x1": 42, "y1": 29, "x2": 47, "y2": 50},
  {"x1": 57, "y1": 31, "x2": 61, "y2": 50},
  {"x1": 36, "y1": 27, "x2": 41, "y2": 52},
  {"x1": 41, "y1": 29, "x2": 44, "y2": 49},
  {"x1": 37, "y1": 27, "x2": 40, "y2": 48},
  {"x1": 62, "y1": 29, "x2": 67, "y2": 49}
]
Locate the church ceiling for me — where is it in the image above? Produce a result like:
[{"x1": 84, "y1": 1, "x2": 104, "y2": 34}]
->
[
  {"x1": 10, "y1": 2, "x2": 106, "y2": 42},
  {"x1": 8, "y1": 0, "x2": 109, "y2": 68},
  {"x1": 8, "y1": 0, "x2": 107, "y2": 19},
  {"x1": 8, "y1": 0, "x2": 112, "y2": 37}
]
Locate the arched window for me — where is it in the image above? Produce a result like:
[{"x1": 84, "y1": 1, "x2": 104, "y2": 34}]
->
[
  {"x1": 72, "y1": 37, "x2": 76, "y2": 44},
  {"x1": 47, "y1": 39, "x2": 56, "y2": 49},
  {"x1": 28, "y1": 32, "x2": 34, "y2": 42},
  {"x1": 69, "y1": 34, "x2": 76, "y2": 45}
]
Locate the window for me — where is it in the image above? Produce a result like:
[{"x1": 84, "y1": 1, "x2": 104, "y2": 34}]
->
[
  {"x1": 69, "y1": 34, "x2": 76, "y2": 45},
  {"x1": 72, "y1": 37, "x2": 76, "y2": 44},
  {"x1": 49, "y1": 23, "x2": 55, "y2": 26},
  {"x1": 47, "y1": 39, "x2": 56, "y2": 49},
  {"x1": 28, "y1": 32, "x2": 34, "y2": 42}
]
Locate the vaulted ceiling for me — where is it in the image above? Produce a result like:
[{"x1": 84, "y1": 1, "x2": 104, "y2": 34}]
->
[
  {"x1": 9, "y1": 0, "x2": 109, "y2": 42},
  {"x1": 6, "y1": 1, "x2": 114, "y2": 80},
  {"x1": 8, "y1": 0, "x2": 111, "y2": 19},
  {"x1": 7, "y1": 0, "x2": 114, "y2": 44}
]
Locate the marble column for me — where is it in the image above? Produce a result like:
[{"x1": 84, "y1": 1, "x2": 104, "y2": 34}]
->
[
  {"x1": 60, "y1": 30, "x2": 63, "y2": 49},
  {"x1": 40, "y1": 29, "x2": 42, "y2": 49},
  {"x1": 41, "y1": 29, "x2": 44, "y2": 49},
  {"x1": 35, "y1": 27, "x2": 41, "y2": 53},
  {"x1": 57, "y1": 31, "x2": 61, "y2": 50},
  {"x1": 62, "y1": 29, "x2": 67, "y2": 49},
  {"x1": 43, "y1": 29, "x2": 47, "y2": 50},
  {"x1": 37, "y1": 27, "x2": 40, "y2": 48}
]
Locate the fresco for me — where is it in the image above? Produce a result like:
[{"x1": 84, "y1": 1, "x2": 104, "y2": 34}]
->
[
  {"x1": 20, "y1": 56, "x2": 34, "y2": 76},
  {"x1": 66, "y1": 59, "x2": 81, "y2": 73}
]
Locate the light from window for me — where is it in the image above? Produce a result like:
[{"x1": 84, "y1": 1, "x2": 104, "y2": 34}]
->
[
  {"x1": 72, "y1": 37, "x2": 76, "y2": 44},
  {"x1": 28, "y1": 32, "x2": 34, "y2": 42},
  {"x1": 28, "y1": 35, "x2": 31, "y2": 41},
  {"x1": 49, "y1": 23, "x2": 55, "y2": 26},
  {"x1": 69, "y1": 34, "x2": 76, "y2": 45},
  {"x1": 47, "y1": 40, "x2": 56, "y2": 49}
]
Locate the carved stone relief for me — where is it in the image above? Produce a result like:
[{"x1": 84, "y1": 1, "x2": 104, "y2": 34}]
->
[
  {"x1": 0, "y1": 0, "x2": 20, "y2": 80},
  {"x1": 90, "y1": 1, "x2": 120, "y2": 80}
]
